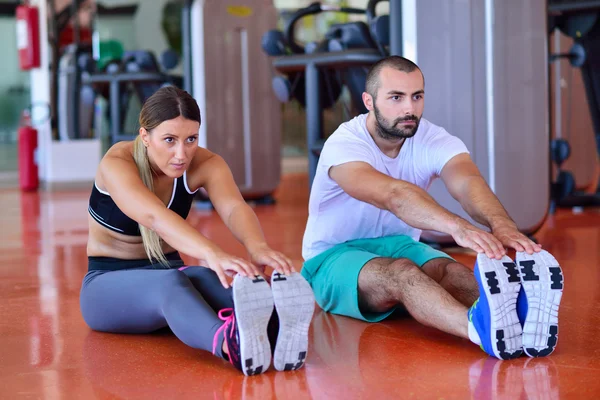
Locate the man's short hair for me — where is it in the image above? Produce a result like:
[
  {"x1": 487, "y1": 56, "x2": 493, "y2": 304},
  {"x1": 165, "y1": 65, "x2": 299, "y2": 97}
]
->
[{"x1": 365, "y1": 56, "x2": 421, "y2": 99}]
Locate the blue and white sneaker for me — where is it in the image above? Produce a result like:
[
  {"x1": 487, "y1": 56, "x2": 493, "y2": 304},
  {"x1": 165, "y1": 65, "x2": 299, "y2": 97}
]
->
[
  {"x1": 516, "y1": 250, "x2": 564, "y2": 357},
  {"x1": 468, "y1": 254, "x2": 523, "y2": 360}
]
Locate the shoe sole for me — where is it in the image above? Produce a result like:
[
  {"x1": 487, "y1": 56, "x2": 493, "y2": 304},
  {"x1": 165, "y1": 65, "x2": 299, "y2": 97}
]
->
[
  {"x1": 475, "y1": 254, "x2": 523, "y2": 360},
  {"x1": 271, "y1": 272, "x2": 315, "y2": 371},
  {"x1": 516, "y1": 250, "x2": 563, "y2": 357},
  {"x1": 232, "y1": 275, "x2": 274, "y2": 376}
]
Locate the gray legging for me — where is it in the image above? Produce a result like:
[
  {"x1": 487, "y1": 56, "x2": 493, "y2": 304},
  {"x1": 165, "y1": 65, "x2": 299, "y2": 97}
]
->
[{"x1": 80, "y1": 260, "x2": 234, "y2": 358}]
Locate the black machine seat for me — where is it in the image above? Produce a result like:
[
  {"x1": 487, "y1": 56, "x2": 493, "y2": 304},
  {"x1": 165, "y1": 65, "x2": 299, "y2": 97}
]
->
[
  {"x1": 325, "y1": 21, "x2": 384, "y2": 114},
  {"x1": 326, "y1": 21, "x2": 379, "y2": 51}
]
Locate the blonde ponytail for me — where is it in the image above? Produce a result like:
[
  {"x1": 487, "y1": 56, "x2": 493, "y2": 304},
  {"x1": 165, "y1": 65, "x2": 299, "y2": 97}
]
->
[{"x1": 133, "y1": 135, "x2": 168, "y2": 266}]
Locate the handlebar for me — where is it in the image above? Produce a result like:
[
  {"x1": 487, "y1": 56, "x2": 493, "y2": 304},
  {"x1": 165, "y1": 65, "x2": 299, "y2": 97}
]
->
[
  {"x1": 366, "y1": 0, "x2": 388, "y2": 21},
  {"x1": 284, "y1": 2, "x2": 366, "y2": 54}
]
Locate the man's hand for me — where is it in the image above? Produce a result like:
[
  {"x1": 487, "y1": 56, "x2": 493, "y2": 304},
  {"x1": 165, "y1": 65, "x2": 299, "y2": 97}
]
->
[
  {"x1": 449, "y1": 220, "x2": 507, "y2": 260},
  {"x1": 492, "y1": 223, "x2": 542, "y2": 254},
  {"x1": 441, "y1": 154, "x2": 542, "y2": 255}
]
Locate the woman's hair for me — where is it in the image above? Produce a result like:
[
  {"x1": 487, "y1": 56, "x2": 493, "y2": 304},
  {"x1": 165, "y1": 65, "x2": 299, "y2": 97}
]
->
[{"x1": 132, "y1": 86, "x2": 201, "y2": 265}]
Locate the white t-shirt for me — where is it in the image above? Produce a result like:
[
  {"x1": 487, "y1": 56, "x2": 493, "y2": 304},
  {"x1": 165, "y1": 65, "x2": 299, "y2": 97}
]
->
[{"x1": 302, "y1": 113, "x2": 469, "y2": 260}]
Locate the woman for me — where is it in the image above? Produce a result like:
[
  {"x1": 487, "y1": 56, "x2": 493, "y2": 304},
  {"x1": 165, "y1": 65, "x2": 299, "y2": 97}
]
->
[{"x1": 80, "y1": 86, "x2": 315, "y2": 376}]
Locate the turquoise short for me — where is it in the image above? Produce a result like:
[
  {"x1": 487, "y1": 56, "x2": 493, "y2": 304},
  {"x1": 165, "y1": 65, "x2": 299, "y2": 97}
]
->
[{"x1": 301, "y1": 235, "x2": 454, "y2": 322}]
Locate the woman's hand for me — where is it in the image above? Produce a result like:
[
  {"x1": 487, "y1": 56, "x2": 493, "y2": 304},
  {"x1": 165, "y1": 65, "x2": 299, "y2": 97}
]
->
[
  {"x1": 204, "y1": 249, "x2": 262, "y2": 289},
  {"x1": 248, "y1": 242, "x2": 295, "y2": 276}
]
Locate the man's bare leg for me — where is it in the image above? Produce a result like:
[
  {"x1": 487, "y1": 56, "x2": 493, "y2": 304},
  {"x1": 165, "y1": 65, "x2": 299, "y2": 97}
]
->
[
  {"x1": 357, "y1": 257, "x2": 469, "y2": 339},
  {"x1": 357, "y1": 255, "x2": 523, "y2": 360},
  {"x1": 421, "y1": 258, "x2": 479, "y2": 307}
]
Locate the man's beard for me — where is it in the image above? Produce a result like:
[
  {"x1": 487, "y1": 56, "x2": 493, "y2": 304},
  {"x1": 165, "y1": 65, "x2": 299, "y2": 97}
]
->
[{"x1": 373, "y1": 103, "x2": 420, "y2": 140}]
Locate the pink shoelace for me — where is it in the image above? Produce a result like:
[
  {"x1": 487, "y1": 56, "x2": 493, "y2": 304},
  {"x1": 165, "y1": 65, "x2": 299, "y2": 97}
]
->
[{"x1": 212, "y1": 308, "x2": 237, "y2": 364}]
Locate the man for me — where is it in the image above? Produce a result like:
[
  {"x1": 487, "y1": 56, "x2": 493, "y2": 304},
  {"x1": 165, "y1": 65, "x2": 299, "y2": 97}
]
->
[{"x1": 301, "y1": 56, "x2": 564, "y2": 360}]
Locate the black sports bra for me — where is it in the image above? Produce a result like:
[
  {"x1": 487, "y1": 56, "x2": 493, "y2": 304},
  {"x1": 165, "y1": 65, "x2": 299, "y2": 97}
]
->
[{"x1": 88, "y1": 170, "x2": 198, "y2": 236}]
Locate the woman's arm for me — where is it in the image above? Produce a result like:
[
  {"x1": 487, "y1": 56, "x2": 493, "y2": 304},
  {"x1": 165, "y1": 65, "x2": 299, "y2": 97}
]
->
[{"x1": 193, "y1": 153, "x2": 294, "y2": 275}]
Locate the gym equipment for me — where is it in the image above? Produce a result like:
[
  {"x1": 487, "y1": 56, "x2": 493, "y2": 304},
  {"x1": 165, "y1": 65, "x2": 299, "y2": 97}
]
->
[
  {"x1": 325, "y1": 2, "x2": 388, "y2": 114},
  {"x1": 548, "y1": 0, "x2": 600, "y2": 14},
  {"x1": 54, "y1": 0, "x2": 182, "y2": 144},
  {"x1": 265, "y1": 1, "x2": 389, "y2": 114},
  {"x1": 57, "y1": 43, "x2": 96, "y2": 141},
  {"x1": 548, "y1": 1, "x2": 600, "y2": 209},
  {"x1": 264, "y1": 1, "x2": 387, "y2": 184},
  {"x1": 264, "y1": 2, "x2": 365, "y2": 111},
  {"x1": 365, "y1": 0, "x2": 390, "y2": 57},
  {"x1": 82, "y1": 50, "x2": 182, "y2": 144},
  {"x1": 58, "y1": 44, "x2": 180, "y2": 143},
  {"x1": 48, "y1": 0, "x2": 93, "y2": 139},
  {"x1": 550, "y1": 138, "x2": 576, "y2": 211}
]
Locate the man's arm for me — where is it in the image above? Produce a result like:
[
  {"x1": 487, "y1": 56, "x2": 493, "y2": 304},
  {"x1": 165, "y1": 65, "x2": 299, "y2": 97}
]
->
[
  {"x1": 329, "y1": 161, "x2": 506, "y2": 259},
  {"x1": 440, "y1": 153, "x2": 541, "y2": 254}
]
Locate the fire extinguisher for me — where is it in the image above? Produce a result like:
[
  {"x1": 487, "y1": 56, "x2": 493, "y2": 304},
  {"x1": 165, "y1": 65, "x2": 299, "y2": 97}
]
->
[
  {"x1": 18, "y1": 109, "x2": 39, "y2": 191},
  {"x1": 15, "y1": 3, "x2": 40, "y2": 70}
]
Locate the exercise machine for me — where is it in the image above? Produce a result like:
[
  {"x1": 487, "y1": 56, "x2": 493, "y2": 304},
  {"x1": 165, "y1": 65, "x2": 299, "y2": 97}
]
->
[
  {"x1": 263, "y1": 1, "x2": 388, "y2": 184},
  {"x1": 548, "y1": 0, "x2": 600, "y2": 210}
]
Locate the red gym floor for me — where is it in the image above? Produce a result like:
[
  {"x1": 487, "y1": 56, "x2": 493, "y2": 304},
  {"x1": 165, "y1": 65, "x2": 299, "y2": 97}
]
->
[{"x1": 1, "y1": 173, "x2": 599, "y2": 399}]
